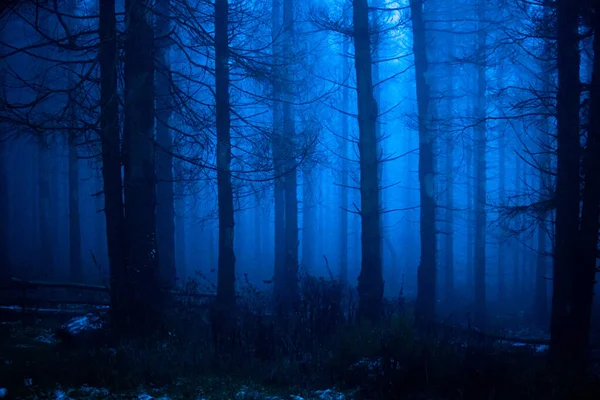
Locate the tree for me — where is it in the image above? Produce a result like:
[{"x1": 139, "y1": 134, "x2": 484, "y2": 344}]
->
[
  {"x1": 99, "y1": 0, "x2": 128, "y2": 331},
  {"x1": 354, "y1": 0, "x2": 383, "y2": 322},
  {"x1": 410, "y1": 0, "x2": 436, "y2": 327},
  {"x1": 155, "y1": 0, "x2": 177, "y2": 287},
  {"x1": 214, "y1": 0, "x2": 236, "y2": 351},
  {"x1": 121, "y1": 0, "x2": 162, "y2": 332},
  {"x1": 549, "y1": 0, "x2": 583, "y2": 368},
  {"x1": 473, "y1": 0, "x2": 487, "y2": 329}
]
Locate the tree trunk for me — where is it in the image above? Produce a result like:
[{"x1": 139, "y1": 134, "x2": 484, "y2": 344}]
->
[
  {"x1": 444, "y1": 17, "x2": 455, "y2": 301},
  {"x1": 67, "y1": 0, "x2": 82, "y2": 283},
  {"x1": 571, "y1": 0, "x2": 600, "y2": 367},
  {"x1": 282, "y1": 0, "x2": 299, "y2": 311},
  {"x1": 272, "y1": 0, "x2": 286, "y2": 308},
  {"x1": 100, "y1": 0, "x2": 127, "y2": 331},
  {"x1": 410, "y1": 0, "x2": 436, "y2": 327},
  {"x1": 339, "y1": 18, "x2": 350, "y2": 283},
  {"x1": 122, "y1": 0, "x2": 162, "y2": 333},
  {"x1": 302, "y1": 167, "x2": 315, "y2": 273},
  {"x1": 549, "y1": 0, "x2": 582, "y2": 368},
  {"x1": 155, "y1": 0, "x2": 176, "y2": 288},
  {"x1": 353, "y1": 0, "x2": 383, "y2": 322},
  {"x1": 214, "y1": 0, "x2": 236, "y2": 353},
  {"x1": 473, "y1": 0, "x2": 487, "y2": 329}
]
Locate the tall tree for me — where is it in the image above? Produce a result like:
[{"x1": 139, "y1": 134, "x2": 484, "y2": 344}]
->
[
  {"x1": 549, "y1": 0, "x2": 582, "y2": 368},
  {"x1": 100, "y1": 0, "x2": 127, "y2": 330},
  {"x1": 282, "y1": 0, "x2": 299, "y2": 311},
  {"x1": 339, "y1": 2, "x2": 350, "y2": 283},
  {"x1": 411, "y1": 0, "x2": 436, "y2": 327},
  {"x1": 354, "y1": 0, "x2": 383, "y2": 322},
  {"x1": 155, "y1": 0, "x2": 176, "y2": 287},
  {"x1": 214, "y1": 0, "x2": 236, "y2": 350},
  {"x1": 67, "y1": 0, "x2": 82, "y2": 282},
  {"x1": 122, "y1": 0, "x2": 162, "y2": 332},
  {"x1": 473, "y1": 0, "x2": 487, "y2": 328}
]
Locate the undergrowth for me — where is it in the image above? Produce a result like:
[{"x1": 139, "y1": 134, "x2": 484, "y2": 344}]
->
[{"x1": 1, "y1": 274, "x2": 599, "y2": 399}]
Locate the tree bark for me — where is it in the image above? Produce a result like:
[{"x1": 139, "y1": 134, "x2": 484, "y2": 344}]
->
[
  {"x1": 214, "y1": 0, "x2": 236, "y2": 352},
  {"x1": 99, "y1": 0, "x2": 127, "y2": 331},
  {"x1": 473, "y1": 0, "x2": 487, "y2": 329},
  {"x1": 155, "y1": 0, "x2": 176, "y2": 288},
  {"x1": 122, "y1": 0, "x2": 162, "y2": 333},
  {"x1": 549, "y1": 0, "x2": 582, "y2": 368},
  {"x1": 410, "y1": 0, "x2": 436, "y2": 327},
  {"x1": 282, "y1": 0, "x2": 299, "y2": 311},
  {"x1": 339, "y1": 22, "x2": 350, "y2": 283}
]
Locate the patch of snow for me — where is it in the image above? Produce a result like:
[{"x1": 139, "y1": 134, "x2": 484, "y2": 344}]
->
[
  {"x1": 62, "y1": 314, "x2": 104, "y2": 335},
  {"x1": 137, "y1": 393, "x2": 170, "y2": 400},
  {"x1": 36, "y1": 334, "x2": 58, "y2": 344},
  {"x1": 314, "y1": 389, "x2": 345, "y2": 400},
  {"x1": 54, "y1": 388, "x2": 72, "y2": 400}
]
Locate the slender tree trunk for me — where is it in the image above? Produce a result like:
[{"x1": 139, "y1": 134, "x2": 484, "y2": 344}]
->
[
  {"x1": 473, "y1": 0, "x2": 487, "y2": 328},
  {"x1": 174, "y1": 160, "x2": 186, "y2": 277},
  {"x1": 122, "y1": 0, "x2": 162, "y2": 332},
  {"x1": 497, "y1": 127, "x2": 506, "y2": 302},
  {"x1": 214, "y1": 0, "x2": 236, "y2": 352},
  {"x1": 67, "y1": 0, "x2": 82, "y2": 283},
  {"x1": 550, "y1": 0, "x2": 582, "y2": 368},
  {"x1": 302, "y1": 167, "x2": 315, "y2": 272},
  {"x1": 444, "y1": 18, "x2": 455, "y2": 301},
  {"x1": 100, "y1": 0, "x2": 127, "y2": 330},
  {"x1": 155, "y1": 0, "x2": 176, "y2": 287},
  {"x1": 410, "y1": 0, "x2": 436, "y2": 327},
  {"x1": 353, "y1": 0, "x2": 383, "y2": 322},
  {"x1": 339, "y1": 20, "x2": 350, "y2": 283},
  {"x1": 272, "y1": 0, "x2": 286, "y2": 306},
  {"x1": 282, "y1": 0, "x2": 299, "y2": 311},
  {"x1": 0, "y1": 50, "x2": 10, "y2": 281}
]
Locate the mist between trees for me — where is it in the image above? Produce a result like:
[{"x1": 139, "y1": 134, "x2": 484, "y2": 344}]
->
[{"x1": 0, "y1": 0, "x2": 599, "y2": 394}]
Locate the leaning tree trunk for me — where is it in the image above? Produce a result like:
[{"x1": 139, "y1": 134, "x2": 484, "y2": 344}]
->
[
  {"x1": 410, "y1": 0, "x2": 436, "y2": 327},
  {"x1": 122, "y1": 0, "x2": 162, "y2": 333},
  {"x1": 155, "y1": 0, "x2": 176, "y2": 288},
  {"x1": 549, "y1": 0, "x2": 582, "y2": 369}
]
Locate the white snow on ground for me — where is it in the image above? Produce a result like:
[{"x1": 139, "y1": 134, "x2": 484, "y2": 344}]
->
[{"x1": 62, "y1": 314, "x2": 104, "y2": 335}]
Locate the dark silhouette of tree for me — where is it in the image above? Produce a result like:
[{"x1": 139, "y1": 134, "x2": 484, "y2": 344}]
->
[
  {"x1": 411, "y1": 0, "x2": 436, "y2": 327},
  {"x1": 354, "y1": 0, "x2": 383, "y2": 322}
]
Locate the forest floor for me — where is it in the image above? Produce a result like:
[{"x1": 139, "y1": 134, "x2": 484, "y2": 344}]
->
[{"x1": 1, "y1": 302, "x2": 600, "y2": 400}]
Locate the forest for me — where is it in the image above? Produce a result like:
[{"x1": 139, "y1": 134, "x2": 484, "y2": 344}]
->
[{"x1": 0, "y1": 0, "x2": 599, "y2": 398}]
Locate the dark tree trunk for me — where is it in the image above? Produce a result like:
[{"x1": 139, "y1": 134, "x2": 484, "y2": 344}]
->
[
  {"x1": 473, "y1": 0, "x2": 487, "y2": 329},
  {"x1": 0, "y1": 57, "x2": 10, "y2": 281},
  {"x1": 99, "y1": 0, "x2": 127, "y2": 331},
  {"x1": 497, "y1": 119, "x2": 506, "y2": 302},
  {"x1": 67, "y1": 0, "x2": 82, "y2": 283},
  {"x1": 354, "y1": 0, "x2": 383, "y2": 322},
  {"x1": 214, "y1": 0, "x2": 236, "y2": 352},
  {"x1": 444, "y1": 18, "x2": 455, "y2": 301},
  {"x1": 282, "y1": 0, "x2": 299, "y2": 311},
  {"x1": 174, "y1": 159, "x2": 186, "y2": 276},
  {"x1": 155, "y1": 0, "x2": 176, "y2": 288},
  {"x1": 571, "y1": 0, "x2": 600, "y2": 367},
  {"x1": 272, "y1": 0, "x2": 286, "y2": 307},
  {"x1": 410, "y1": 0, "x2": 436, "y2": 327},
  {"x1": 549, "y1": 0, "x2": 582, "y2": 368},
  {"x1": 122, "y1": 0, "x2": 162, "y2": 333},
  {"x1": 302, "y1": 167, "x2": 315, "y2": 273},
  {"x1": 339, "y1": 25, "x2": 350, "y2": 283}
]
